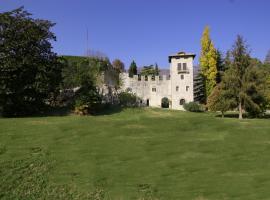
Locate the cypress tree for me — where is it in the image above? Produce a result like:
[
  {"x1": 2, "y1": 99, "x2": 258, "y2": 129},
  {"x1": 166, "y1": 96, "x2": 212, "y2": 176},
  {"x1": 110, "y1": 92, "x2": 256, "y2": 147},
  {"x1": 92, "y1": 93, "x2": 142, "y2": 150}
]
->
[{"x1": 128, "y1": 60, "x2": 137, "y2": 77}]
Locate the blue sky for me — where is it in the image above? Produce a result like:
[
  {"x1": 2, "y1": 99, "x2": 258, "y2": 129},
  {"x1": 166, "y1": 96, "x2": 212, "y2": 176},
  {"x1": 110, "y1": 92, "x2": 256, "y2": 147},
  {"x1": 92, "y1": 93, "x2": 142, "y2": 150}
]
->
[{"x1": 1, "y1": 0, "x2": 269, "y2": 68}]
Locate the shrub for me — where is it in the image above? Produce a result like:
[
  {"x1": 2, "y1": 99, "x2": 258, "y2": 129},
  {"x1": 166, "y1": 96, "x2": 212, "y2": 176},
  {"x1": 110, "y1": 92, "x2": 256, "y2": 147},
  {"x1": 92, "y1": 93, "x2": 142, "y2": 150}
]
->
[
  {"x1": 183, "y1": 102, "x2": 203, "y2": 112},
  {"x1": 74, "y1": 84, "x2": 102, "y2": 115},
  {"x1": 118, "y1": 92, "x2": 140, "y2": 107}
]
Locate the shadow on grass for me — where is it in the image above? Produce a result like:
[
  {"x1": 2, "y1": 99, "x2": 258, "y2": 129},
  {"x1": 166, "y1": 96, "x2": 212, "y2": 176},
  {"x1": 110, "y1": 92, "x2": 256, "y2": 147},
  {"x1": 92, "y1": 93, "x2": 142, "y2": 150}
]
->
[
  {"x1": 93, "y1": 105, "x2": 124, "y2": 116},
  {"x1": 215, "y1": 112, "x2": 270, "y2": 119}
]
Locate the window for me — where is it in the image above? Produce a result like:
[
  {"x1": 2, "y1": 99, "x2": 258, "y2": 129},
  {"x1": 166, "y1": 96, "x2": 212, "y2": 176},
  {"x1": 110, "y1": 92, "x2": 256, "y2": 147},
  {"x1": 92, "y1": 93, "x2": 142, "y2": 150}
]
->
[
  {"x1": 176, "y1": 86, "x2": 179, "y2": 91},
  {"x1": 152, "y1": 88, "x2": 156, "y2": 92},
  {"x1": 180, "y1": 99, "x2": 185, "y2": 105},
  {"x1": 177, "y1": 63, "x2": 182, "y2": 71},
  {"x1": 183, "y1": 63, "x2": 187, "y2": 70},
  {"x1": 181, "y1": 75, "x2": 184, "y2": 80},
  {"x1": 186, "y1": 86, "x2": 189, "y2": 91}
]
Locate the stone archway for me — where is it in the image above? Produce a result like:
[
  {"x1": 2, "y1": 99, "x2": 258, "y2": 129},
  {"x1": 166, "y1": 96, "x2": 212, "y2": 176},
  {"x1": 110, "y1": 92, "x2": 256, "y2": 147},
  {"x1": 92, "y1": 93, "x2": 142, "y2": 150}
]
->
[{"x1": 161, "y1": 97, "x2": 169, "y2": 108}]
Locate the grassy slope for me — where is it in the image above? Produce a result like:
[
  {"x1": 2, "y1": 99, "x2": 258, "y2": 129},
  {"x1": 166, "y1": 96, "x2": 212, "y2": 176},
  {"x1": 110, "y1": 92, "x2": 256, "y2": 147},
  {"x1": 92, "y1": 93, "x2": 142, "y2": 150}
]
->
[{"x1": 1, "y1": 108, "x2": 270, "y2": 199}]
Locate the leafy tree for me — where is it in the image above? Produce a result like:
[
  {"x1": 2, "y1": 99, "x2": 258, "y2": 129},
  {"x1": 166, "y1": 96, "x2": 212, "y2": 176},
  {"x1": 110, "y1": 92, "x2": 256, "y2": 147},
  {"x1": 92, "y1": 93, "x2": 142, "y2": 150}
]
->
[
  {"x1": 265, "y1": 50, "x2": 270, "y2": 64},
  {"x1": 199, "y1": 26, "x2": 218, "y2": 100},
  {"x1": 0, "y1": 7, "x2": 62, "y2": 116},
  {"x1": 128, "y1": 60, "x2": 137, "y2": 77},
  {"x1": 112, "y1": 59, "x2": 125, "y2": 73},
  {"x1": 221, "y1": 35, "x2": 267, "y2": 119},
  {"x1": 61, "y1": 56, "x2": 111, "y2": 89},
  {"x1": 140, "y1": 65, "x2": 155, "y2": 76},
  {"x1": 207, "y1": 84, "x2": 230, "y2": 117}
]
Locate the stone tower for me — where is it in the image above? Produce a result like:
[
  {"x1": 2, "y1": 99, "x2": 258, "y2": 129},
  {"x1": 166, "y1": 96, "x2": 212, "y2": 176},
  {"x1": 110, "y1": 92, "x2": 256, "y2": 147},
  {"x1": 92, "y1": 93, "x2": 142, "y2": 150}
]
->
[{"x1": 169, "y1": 52, "x2": 195, "y2": 110}]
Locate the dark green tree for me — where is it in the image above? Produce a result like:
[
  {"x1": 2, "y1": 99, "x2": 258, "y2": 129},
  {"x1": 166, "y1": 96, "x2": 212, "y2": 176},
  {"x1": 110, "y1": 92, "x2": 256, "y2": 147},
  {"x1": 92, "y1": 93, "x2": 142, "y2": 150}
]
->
[
  {"x1": 154, "y1": 63, "x2": 159, "y2": 76},
  {"x1": 0, "y1": 7, "x2": 62, "y2": 116},
  {"x1": 128, "y1": 60, "x2": 137, "y2": 77},
  {"x1": 221, "y1": 35, "x2": 267, "y2": 119},
  {"x1": 216, "y1": 49, "x2": 225, "y2": 83}
]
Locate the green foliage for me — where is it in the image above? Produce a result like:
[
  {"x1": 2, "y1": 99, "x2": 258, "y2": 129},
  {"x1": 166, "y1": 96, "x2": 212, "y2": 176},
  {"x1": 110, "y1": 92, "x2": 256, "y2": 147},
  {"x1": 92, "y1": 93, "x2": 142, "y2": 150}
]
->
[
  {"x1": 140, "y1": 64, "x2": 159, "y2": 76},
  {"x1": 61, "y1": 56, "x2": 111, "y2": 89},
  {"x1": 0, "y1": 7, "x2": 62, "y2": 117},
  {"x1": 207, "y1": 84, "x2": 230, "y2": 117},
  {"x1": 199, "y1": 26, "x2": 218, "y2": 100},
  {"x1": 74, "y1": 81, "x2": 102, "y2": 115},
  {"x1": 118, "y1": 91, "x2": 139, "y2": 107},
  {"x1": 216, "y1": 49, "x2": 225, "y2": 83},
  {"x1": 183, "y1": 102, "x2": 203, "y2": 112},
  {"x1": 128, "y1": 60, "x2": 137, "y2": 77},
  {"x1": 221, "y1": 35, "x2": 268, "y2": 118}
]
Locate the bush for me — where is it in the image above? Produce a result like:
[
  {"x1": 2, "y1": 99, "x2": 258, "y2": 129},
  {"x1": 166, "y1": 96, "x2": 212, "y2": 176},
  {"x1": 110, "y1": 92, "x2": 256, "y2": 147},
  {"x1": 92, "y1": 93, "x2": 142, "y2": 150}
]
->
[
  {"x1": 183, "y1": 102, "x2": 203, "y2": 112},
  {"x1": 118, "y1": 92, "x2": 140, "y2": 107},
  {"x1": 74, "y1": 84, "x2": 102, "y2": 115}
]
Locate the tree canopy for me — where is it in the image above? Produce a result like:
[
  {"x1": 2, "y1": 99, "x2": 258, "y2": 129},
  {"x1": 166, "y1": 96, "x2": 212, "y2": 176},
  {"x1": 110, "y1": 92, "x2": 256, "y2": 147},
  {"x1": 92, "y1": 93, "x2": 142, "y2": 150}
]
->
[
  {"x1": 112, "y1": 59, "x2": 125, "y2": 73},
  {"x1": 140, "y1": 64, "x2": 159, "y2": 76},
  {"x1": 218, "y1": 36, "x2": 267, "y2": 119},
  {"x1": 0, "y1": 7, "x2": 62, "y2": 116},
  {"x1": 128, "y1": 60, "x2": 137, "y2": 77}
]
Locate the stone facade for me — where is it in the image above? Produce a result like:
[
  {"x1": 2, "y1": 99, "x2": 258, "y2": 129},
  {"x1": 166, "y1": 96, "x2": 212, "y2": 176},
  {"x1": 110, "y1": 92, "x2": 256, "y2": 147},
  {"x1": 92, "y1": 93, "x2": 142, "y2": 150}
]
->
[{"x1": 120, "y1": 52, "x2": 196, "y2": 110}]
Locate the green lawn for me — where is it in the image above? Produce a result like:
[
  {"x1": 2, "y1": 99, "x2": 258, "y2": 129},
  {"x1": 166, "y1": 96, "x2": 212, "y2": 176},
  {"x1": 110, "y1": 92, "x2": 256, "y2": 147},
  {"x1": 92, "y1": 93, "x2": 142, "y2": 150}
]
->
[{"x1": 1, "y1": 108, "x2": 270, "y2": 199}]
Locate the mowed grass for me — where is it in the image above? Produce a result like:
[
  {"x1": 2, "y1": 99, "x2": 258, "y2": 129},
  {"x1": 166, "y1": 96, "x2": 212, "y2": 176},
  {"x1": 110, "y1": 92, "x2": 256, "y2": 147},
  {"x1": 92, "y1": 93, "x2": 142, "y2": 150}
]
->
[{"x1": 1, "y1": 108, "x2": 270, "y2": 199}]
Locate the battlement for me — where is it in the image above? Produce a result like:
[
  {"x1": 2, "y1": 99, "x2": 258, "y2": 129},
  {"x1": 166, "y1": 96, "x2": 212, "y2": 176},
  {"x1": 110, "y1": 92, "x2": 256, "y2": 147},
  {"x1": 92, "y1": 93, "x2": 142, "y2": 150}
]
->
[{"x1": 124, "y1": 74, "x2": 171, "y2": 82}]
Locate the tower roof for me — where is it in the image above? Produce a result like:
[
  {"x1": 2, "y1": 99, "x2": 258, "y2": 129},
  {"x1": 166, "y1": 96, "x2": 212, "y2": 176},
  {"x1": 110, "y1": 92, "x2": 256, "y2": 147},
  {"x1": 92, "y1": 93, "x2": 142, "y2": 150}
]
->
[{"x1": 168, "y1": 51, "x2": 196, "y2": 63}]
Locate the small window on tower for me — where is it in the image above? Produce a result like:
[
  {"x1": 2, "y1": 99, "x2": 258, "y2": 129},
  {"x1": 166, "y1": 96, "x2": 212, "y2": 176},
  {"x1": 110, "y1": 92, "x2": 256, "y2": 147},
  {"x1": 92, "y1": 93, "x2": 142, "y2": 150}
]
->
[
  {"x1": 152, "y1": 88, "x2": 156, "y2": 92},
  {"x1": 176, "y1": 86, "x2": 179, "y2": 91},
  {"x1": 177, "y1": 63, "x2": 182, "y2": 71},
  {"x1": 186, "y1": 86, "x2": 189, "y2": 91},
  {"x1": 181, "y1": 75, "x2": 184, "y2": 80},
  {"x1": 183, "y1": 63, "x2": 187, "y2": 70}
]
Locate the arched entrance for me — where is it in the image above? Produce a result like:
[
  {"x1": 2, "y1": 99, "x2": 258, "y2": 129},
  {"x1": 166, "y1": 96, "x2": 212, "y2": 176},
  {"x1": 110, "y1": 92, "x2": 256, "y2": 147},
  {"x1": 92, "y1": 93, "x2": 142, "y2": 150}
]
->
[
  {"x1": 180, "y1": 98, "x2": 186, "y2": 105},
  {"x1": 161, "y1": 97, "x2": 169, "y2": 108}
]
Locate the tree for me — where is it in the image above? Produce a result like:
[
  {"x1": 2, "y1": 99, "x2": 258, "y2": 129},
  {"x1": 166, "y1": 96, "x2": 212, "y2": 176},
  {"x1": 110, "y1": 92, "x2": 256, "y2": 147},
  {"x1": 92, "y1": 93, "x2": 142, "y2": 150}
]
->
[
  {"x1": 265, "y1": 50, "x2": 270, "y2": 64},
  {"x1": 140, "y1": 65, "x2": 155, "y2": 76},
  {"x1": 221, "y1": 35, "x2": 267, "y2": 119},
  {"x1": 199, "y1": 26, "x2": 218, "y2": 100},
  {"x1": 154, "y1": 63, "x2": 159, "y2": 76},
  {"x1": 112, "y1": 59, "x2": 125, "y2": 73},
  {"x1": 0, "y1": 7, "x2": 62, "y2": 116},
  {"x1": 216, "y1": 49, "x2": 225, "y2": 83},
  {"x1": 128, "y1": 60, "x2": 137, "y2": 77},
  {"x1": 207, "y1": 84, "x2": 230, "y2": 117}
]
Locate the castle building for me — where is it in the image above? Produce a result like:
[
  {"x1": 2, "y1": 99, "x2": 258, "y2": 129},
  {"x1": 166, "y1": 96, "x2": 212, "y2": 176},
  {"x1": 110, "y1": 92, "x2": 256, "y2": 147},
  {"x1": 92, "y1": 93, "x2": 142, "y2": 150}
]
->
[{"x1": 120, "y1": 52, "x2": 196, "y2": 110}]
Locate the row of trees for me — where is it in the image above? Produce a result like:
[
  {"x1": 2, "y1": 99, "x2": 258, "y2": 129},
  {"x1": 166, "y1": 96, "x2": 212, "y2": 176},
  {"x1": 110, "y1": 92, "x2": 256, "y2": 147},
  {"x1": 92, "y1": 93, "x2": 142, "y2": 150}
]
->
[
  {"x1": 200, "y1": 26, "x2": 270, "y2": 119},
  {"x1": 0, "y1": 7, "x2": 130, "y2": 117}
]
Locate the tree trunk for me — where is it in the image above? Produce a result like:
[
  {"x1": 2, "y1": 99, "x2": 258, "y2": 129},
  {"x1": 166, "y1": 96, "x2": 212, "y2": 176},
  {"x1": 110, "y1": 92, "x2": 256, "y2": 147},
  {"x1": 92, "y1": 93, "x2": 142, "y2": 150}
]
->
[
  {"x1": 239, "y1": 102, "x2": 243, "y2": 119},
  {"x1": 221, "y1": 111, "x2": 224, "y2": 118}
]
